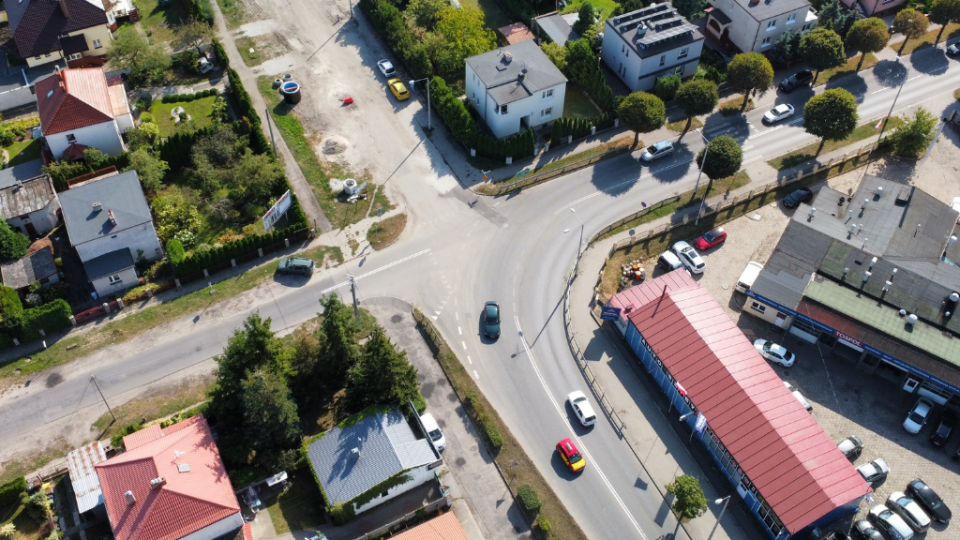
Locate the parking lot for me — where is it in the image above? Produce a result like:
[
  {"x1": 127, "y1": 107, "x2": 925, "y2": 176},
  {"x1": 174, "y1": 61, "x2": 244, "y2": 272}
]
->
[{"x1": 678, "y1": 172, "x2": 960, "y2": 537}]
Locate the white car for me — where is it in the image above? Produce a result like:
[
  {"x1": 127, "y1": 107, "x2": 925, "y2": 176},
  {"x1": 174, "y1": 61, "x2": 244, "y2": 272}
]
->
[
  {"x1": 948, "y1": 42, "x2": 960, "y2": 55},
  {"x1": 857, "y1": 458, "x2": 890, "y2": 487},
  {"x1": 783, "y1": 381, "x2": 812, "y2": 412},
  {"x1": 763, "y1": 104, "x2": 795, "y2": 124},
  {"x1": 903, "y1": 398, "x2": 933, "y2": 434},
  {"x1": 887, "y1": 491, "x2": 931, "y2": 533},
  {"x1": 420, "y1": 413, "x2": 446, "y2": 452},
  {"x1": 671, "y1": 241, "x2": 705, "y2": 274},
  {"x1": 641, "y1": 140, "x2": 674, "y2": 161},
  {"x1": 753, "y1": 339, "x2": 795, "y2": 367},
  {"x1": 567, "y1": 391, "x2": 597, "y2": 427},
  {"x1": 377, "y1": 59, "x2": 396, "y2": 77},
  {"x1": 870, "y1": 504, "x2": 915, "y2": 540}
]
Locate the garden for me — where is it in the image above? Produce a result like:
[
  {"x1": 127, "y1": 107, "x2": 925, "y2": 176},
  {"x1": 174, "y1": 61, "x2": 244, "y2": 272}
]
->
[
  {"x1": 0, "y1": 476, "x2": 63, "y2": 540},
  {"x1": 0, "y1": 118, "x2": 42, "y2": 169}
]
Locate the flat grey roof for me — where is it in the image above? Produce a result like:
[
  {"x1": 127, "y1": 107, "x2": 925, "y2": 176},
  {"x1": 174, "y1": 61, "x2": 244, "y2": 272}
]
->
[
  {"x1": 0, "y1": 158, "x2": 45, "y2": 190},
  {"x1": 83, "y1": 248, "x2": 134, "y2": 280},
  {"x1": 606, "y1": 3, "x2": 703, "y2": 59},
  {"x1": 535, "y1": 13, "x2": 579, "y2": 46},
  {"x1": 0, "y1": 172, "x2": 55, "y2": 221},
  {"x1": 466, "y1": 40, "x2": 567, "y2": 100},
  {"x1": 59, "y1": 170, "x2": 152, "y2": 247}
]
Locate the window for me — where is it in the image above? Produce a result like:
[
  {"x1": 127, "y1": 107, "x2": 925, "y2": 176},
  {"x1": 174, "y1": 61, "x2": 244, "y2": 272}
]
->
[
  {"x1": 34, "y1": 56, "x2": 41, "y2": 60},
  {"x1": 66, "y1": 134, "x2": 77, "y2": 143},
  {"x1": 542, "y1": 89, "x2": 554, "y2": 99},
  {"x1": 761, "y1": 37, "x2": 772, "y2": 47},
  {"x1": 68, "y1": 53, "x2": 82, "y2": 60},
  {"x1": 496, "y1": 104, "x2": 508, "y2": 114},
  {"x1": 678, "y1": 47, "x2": 689, "y2": 59},
  {"x1": 786, "y1": 13, "x2": 797, "y2": 24},
  {"x1": 750, "y1": 301, "x2": 767, "y2": 314},
  {"x1": 766, "y1": 20, "x2": 776, "y2": 30},
  {"x1": 541, "y1": 107, "x2": 553, "y2": 118},
  {"x1": 802, "y1": 22, "x2": 812, "y2": 30},
  {"x1": 93, "y1": 39, "x2": 103, "y2": 49},
  {"x1": 108, "y1": 274, "x2": 122, "y2": 284},
  {"x1": 675, "y1": 66, "x2": 683, "y2": 74},
  {"x1": 659, "y1": 55, "x2": 666, "y2": 66},
  {"x1": 45, "y1": 53, "x2": 51, "y2": 58},
  {"x1": 622, "y1": 44, "x2": 625, "y2": 53}
]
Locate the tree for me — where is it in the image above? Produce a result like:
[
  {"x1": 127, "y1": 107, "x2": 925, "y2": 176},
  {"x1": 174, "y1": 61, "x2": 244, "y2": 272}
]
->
[
  {"x1": 150, "y1": 186, "x2": 202, "y2": 242},
  {"x1": 929, "y1": 0, "x2": 960, "y2": 43},
  {"x1": 817, "y1": 0, "x2": 861, "y2": 39},
  {"x1": 346, "y1": 327, "x2": 420, "y2": 410},
  {"x1": 24, "y1": 492, "x2": 51, "y2": 524},
  {"x1": 617, "y1": 92, "x2": 665, "y2": 148},
  {"x1": 540, "y1": 42, "x2": 567, "y2": 72},
  {"x1": 563, "y1": 38, "x2": 599, "y2": 86},
  {"x1": 845, "y1": 18, "x2": 890, "y2": 71},
  {"x1": 674, "y1": 0, "x2": 708, "y2": 20},
  {"x1": 432, "y1": 8, "x2": 496, "y2": 76},
  {"x1": 892, "y1": 8, "x2": 930, "y2": 55},
  {"x1": 800, "y1": 28, "x2": 846, "y2": 84},
  {"x1": 653, "y1": 74, "x2": 681, "y2": 102},
  {"x1": 695, "y1": 134, "x2": 742, "y2": 192},
  {"x1": 804, "y1": 88, "x2": 858, "y2": 153},
  {"x1": 572, "y1": 2, "x2": 595, "y2": 36},
  {"x1": 126, "y1": 122, "x2": 160, "y2": 151},
  {"x1": 666, "y1": 475, "x2": 708, "y2": 520},
  {"x1": 231, "y1": 149, "x2": 283, "y2": 203},
  {"x1": 769, "y1": 31, "x2": 803, "y2": 67},
  {"x1": 288, "y1": 327, "x2": 321, "y2": 404},
  {"x1": 727, "y1": 53, "x2": 773, "y2": 110},
  {"x1": 405, "y1": 0, "x2": 447, "y2": 29},
  {"x1": 124, "y1": 149, "x2": 169, "y2": 195},
  {"x1": 176, "y1": 18, "x2": 213, "y2": 55},
  {"x1": 315, "y1": 294, "x2": 360, "y2": 389},
  {"x1": 241, "y1": 369, "x2": 302, "y2": 470},
  {"x1": 106, "y1": 27, "x2": 171, "y2": 86},
  {"x1": 675, "y1": 79, "x2": 718, "y2": 128},
  {"x1": 891, "y1": 107, "x2": 937, "y2": 157},
  {"x1": 208, "y1": 313, "x2": 289, "y2": 422},
  {"x1": 0, "y1": 220, "x2": 29, "y2": 261},
  {"x1": 611, "y1": 0, "x2": 645, "y2": 16}
]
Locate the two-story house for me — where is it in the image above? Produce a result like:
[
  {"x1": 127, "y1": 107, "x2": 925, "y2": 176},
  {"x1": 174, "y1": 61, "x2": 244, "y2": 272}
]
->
[
  {"x1": 705, "y1": 0, "x2": 817, "y2": 54},
  {"x1": 37, "y1": 67, "x2": 133, "y2": 160},
  {"x1": 6, "y1": 0, "x2": 116, "y2": 69},
  {"x1": 841, "y1": 0, "x2": 903, "y2": 16},
  {"x1": 601, "y1": 4, "x2": 704, "y2": 93},
  {"x1": 465, "y1": 40, "x2": 567, "y2": 139},
  {"x1": 58, "y1": 170, "x2": 161, "y2": 298},
  {"x1": 0, "y1": 159, "x2": 60, "y2": 237}
]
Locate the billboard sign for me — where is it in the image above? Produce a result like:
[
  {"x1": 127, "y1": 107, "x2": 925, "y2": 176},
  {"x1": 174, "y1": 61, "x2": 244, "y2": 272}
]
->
[
  {"x1": 262, "y1": 190, "x2": 292, "y2": 232},
  {"x1": 600, "y1": 306, "x2": 622, "y2": 321}
]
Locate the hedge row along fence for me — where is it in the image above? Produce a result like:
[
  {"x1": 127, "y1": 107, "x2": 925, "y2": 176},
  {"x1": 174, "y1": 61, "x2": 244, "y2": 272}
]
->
[
  {"x1": 0, "y1": 299, "x2": 72, "y2": 349},
  {"x1": 212, "y1": 38, "x2": 229, "y2": 70},
  {"x1": 161, "y1": 88, "x2": 218, "y2": 103},
  {"x1": 358, "y1": 0, "x2": 432, "y2": 79}
]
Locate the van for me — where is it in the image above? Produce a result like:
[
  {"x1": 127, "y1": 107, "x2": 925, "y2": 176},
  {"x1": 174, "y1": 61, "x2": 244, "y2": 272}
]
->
[
  {"x1": 735, "y1": 261, "x2": 763, "y2": 294},
  {"x1": 420, "y1": 413, "x2": 446, "y2": 452}
]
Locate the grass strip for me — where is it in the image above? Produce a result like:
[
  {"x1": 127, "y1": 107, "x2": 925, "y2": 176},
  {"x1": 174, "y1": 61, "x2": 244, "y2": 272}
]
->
[
  {"x1": 766, "y1": 117, "x2": 901, "y2": 170},
  {"x1": 0, "y1": 437, "x2": 72, "y2": 485},
  {"x1": 5, "y1": 139, "x2": 41, "y2": 168},
  {"x1": 90, "y1": 375, "x2": 214, "y2": 439},
  {"x1": 667, "y1": 117, "x2": 704, "y2": 133},
  {"x1": 412, "y1": 307, "x2": 588, "y2": 540},
  {"x1": 889, "y1": 23, "x2": 960, "y2": 55},
  {"x1": 215, "y1": 0, "x2": 246, "y2": 28},
  {"x1": 367, "y1": 213, "x2": 407, "y2": 250},
  {"x1": 816, "y1": 53, "x2": 878, "y2": 85},
  {"x1": 719, "y1": 95, "x2": 755, "y2": 116}
]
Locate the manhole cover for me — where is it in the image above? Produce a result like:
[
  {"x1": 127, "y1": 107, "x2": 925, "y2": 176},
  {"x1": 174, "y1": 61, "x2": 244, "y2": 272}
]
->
[
  {"x1": 750, "y1": 213, "x2": 762, "y2": 221},
  {"x1": 721, "y1": 283, "x2": 729, "y2": 290},
  {"x1": 391, "y1": 314, "x2": 403, "y2": 323}
]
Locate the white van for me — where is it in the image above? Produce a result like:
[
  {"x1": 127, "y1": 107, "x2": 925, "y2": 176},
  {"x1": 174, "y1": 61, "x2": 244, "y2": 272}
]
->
[
  {"x1": 735, "y1": 261, "x2": 763, "y2": 294},
  {"x1": 420, "y1": 413, "x2": 446, "y2": 452}
]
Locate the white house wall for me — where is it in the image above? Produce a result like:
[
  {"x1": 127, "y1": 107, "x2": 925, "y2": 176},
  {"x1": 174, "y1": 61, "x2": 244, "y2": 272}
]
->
[
  {"x1": 709, "y1": 0, "x2": 812, "y2": 52},
  {"x1": 115, "y1": 112, "x2": 133, "y2": 133},
  {"x1": 466, "y1": 63, "x2": 565, "y2": 139},
  {"x1": 601, "y1": 27, "x2": 703, "y2": 92},
  {"x1": 75, "y1": 222, "x2": 162, "y2": 263},
  {"x1": 6, "y1": 198, "x2": 61, "y2": 235},
  {"x1": 46, "y1": 121, "x2": 124, "y2": 159},
  {"x1": 90, "y1": 265, "x2": 137, "y2": 297},
  {"x1": 178, "y1": 513, "x2": 244, "y2": 540},
  {"x1": 353, "y1": 465, "x2": 437, "y2": 515}
]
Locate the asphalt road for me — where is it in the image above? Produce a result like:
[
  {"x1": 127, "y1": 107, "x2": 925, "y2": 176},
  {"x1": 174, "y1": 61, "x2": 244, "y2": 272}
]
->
[{"x1": 3, "y1": 26, "x2": 960, "y2": 540}]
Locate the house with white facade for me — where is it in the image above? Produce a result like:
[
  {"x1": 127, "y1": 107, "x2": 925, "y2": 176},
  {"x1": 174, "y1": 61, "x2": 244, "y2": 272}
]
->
[
  {"x1": 705, "y1": 0, "x2": 817, "y2": 54},
  {"x1": 0, "y1": 159, "x2": 60, "y2": 237},
  {"x1": 37, "y1": 67, "x2": 133, "y2": 161},
  {"x1": 306, "y1": 408, "x2": 442, "y2": 516},
  {"x1": 465, "y1": 40, "x2": 567, "y2": 139},
  {"x1": 58, "y1": 170, "x2": 160, "y2": 297},
  {"x1": 5, "y1": 0, "x2": 117, "y2": 69},
  {"x1": 601, "y1": 4, "x2": 704, "y2": 93}
]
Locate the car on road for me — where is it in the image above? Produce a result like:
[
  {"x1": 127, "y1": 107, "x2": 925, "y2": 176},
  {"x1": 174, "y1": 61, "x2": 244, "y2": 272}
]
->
[
  {"x1": 388, "y1": 78, "x2": 410, "y2": 100},
  {"x1": 420, "y1": 413, "x2": 446, "y2": 452},
  {"x1": 779, "y1": 70, "x2": 813, "y2": 92},
  {"x1": 783, "y1": 187, "x2": 814, "y2": 208},
  {"x1": 694, "y1": 227, "x2": 727, "y2": 250},
  {"x1": 276, "y1": 257, "x2": 314, "y2": 276},
  {"x1": 837, "y1": 435, "x2": 864, "y2": 460},
  {"x1": 763, "y1": 103, "x2": 796, "y2": 124},
  {"x1": 753, "y1": 339, "x2": 795, "y2": 367},
  {"x1": 930, "y1": 410, "x2": 956, "y2": 446},
  {"x1": 852, "y1": 519, "x2": 885, "y2": 540},
  {"x1": 567, "y1": 391, "x2": 597, "y2": 427},
  {"x1": 641, "y1": 140, "x2": 674, "y2": 161},
  {"x1": 948, "y1": 42, "x2": 960, "y2": 56},
  {"x1": 556, "y1": 438, "x2": 585, "y2": 473},
  {"x1": 857, "y1": 458, "x2": 890, "y2": 487},
  {"x1": 903, "y1": 398, "x2": 933, "y2": 434},
  {"x1": 483, "y1": 301, "x2": 501, "y2": 339},
  {"x1": 887, "y1": 492, "x2": 931, "y2": 533},
  {"x1": 906, "y1": 478, "x2": 951, "y2": 524},
  {"x1": 783, "y1": 381, "x2": 812, "y2": 412},
  {"x1": 377, "y1": 59, "x2": 396, "y2": 77},
  {"x1": 868, "y1": 505, "x2": 914, "y2": 540},
  {"x1": 672, "y1": 241, "x2": 705, "y2": 274}
]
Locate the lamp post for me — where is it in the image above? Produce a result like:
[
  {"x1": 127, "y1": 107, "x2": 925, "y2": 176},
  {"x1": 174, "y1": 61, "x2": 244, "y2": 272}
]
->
[
  {"x1": 679, "y1": 412, "x2": 694, "y2": 422},
  {"x1": 409, "y1": 78, "x2": 432, "y2": 130},
  {"x1": 715, "y1": 495, "x2": 732, "y2": 526},
  {"x1": 693, "y1": 128, "x2": 710, "y2": 225},
  {"x1": 570, "y1": 207, "x2": 585, "y2": 255},
  {"x1": 875, "y1": 56, "x2": 905, "y2": 149}
]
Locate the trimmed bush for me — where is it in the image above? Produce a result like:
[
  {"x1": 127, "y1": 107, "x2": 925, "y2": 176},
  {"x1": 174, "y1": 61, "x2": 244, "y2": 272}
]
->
[
  {"x1": 0, "y1": 131, "x2": 15, "y2": 146},
  {"x1": 465, "y1": 389, "x2": 504, "y2": 450},
  {"x1": 517, "y1": 483, "x2": 541, "y2": 513},
  {"x1": 19, "y1": 300, "x2": 71, "y2": 342},
  {"x1": 166, "y1": 238, "x2": 186, "y2": 265},
  {"x1": 211, "y1": 38, "x2": 229, "y2": 69},
  {"x1": 535, "y1": 515, "x2": 552, "y2": 533},
  {"x1": 0, "y1": 477, "x2": 27, "y2": 508}
]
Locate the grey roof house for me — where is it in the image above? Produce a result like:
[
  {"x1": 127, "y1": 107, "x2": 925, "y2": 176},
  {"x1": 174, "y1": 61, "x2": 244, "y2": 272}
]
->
[
  {"x1": 0, "y1": 158, "x2": 61, "y2": 237},
  {"x1": 705, "y1": 0, "x2": 817, "y2": 54},
  {"x1": 306, "y1": 408, "x2": 440, "y2": 515},
  {"x1": 532, "y1": 12, "x2": 580, "y2": 47},
  {"x1": 0, "y1": 246, "x2": 59, "y2": 290}
]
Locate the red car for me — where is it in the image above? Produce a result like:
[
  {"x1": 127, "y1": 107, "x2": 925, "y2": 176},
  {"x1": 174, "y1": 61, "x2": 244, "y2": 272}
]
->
[
  {"x1": 556, "y1": 438, "x2": 585, "y2": 473},
  {"x1": 694, "y1": 227, "x2": 727, "y2": 250}
]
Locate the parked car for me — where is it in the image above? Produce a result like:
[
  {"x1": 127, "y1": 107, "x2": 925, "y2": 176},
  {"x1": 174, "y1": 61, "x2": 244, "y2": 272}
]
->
[
  {"x1": 388, "y1": 78, "x2": 410, "y2": 100},
  {"x1": 276, "y1": 257, "x2": 314, "y2": 276},
  {"x1": 783, "y1": 187, "x2": 813, "y2": 208},
  {"x1": 197, "y1": 57, "x2": 215, "y2": 74},
  {"x1": 556, "y1": 438, "x2": 585, "y2": 473},
  {"x1": 420, "y1": 413, "x2": 446, "y2": 452},
  {"x1": 948, "y1": 42, "x2": 960, "y2": 56},
  {"x1": 783, "y1": 381, "x2": 812, "y2": 412},
  {"x1": 906, "y1": 478, "x2": 951, "y2": 524},
  {"x1": 930, "y1": 410, "x2": 956, "y2": 446},
  {"x1": 868, "y1": 504, "x2": 914, "y2": 540},
  {"x1": 903, "y1": 398, "x2": 933, "y2": 434},
  {"x1": 753, "y1": 339, "x2": 795, "y2": 367},
  {"x1": 857, "y1": 458, "x2": 890, "y2": 487},
  {"x1": 852, "y1": 519, "x2": 885, "y2": 540},
  {"x1": 763, "y1": 104, "x2": 795, "y2": 124},
  {"x1": 887, "y1": 492, "x2": 931, "y2": 533},
  {"x1": 694, "y1": 227, "x2": 727, "y2": 250},
  {"x1": 672, "y1": 241, "x2": 705, "y2": 274},
  {"x1": 658, "y1": 251, "x2": 684, "y2": 272},
  {"x1": 735, "y1": 261, "x2": 763, "y2": 294},
  {"x1": 641, "y1": 140, "x2": 674, "y2": 161},
  {"x1": 483, "y1": 301, "x2": 501, "y2": 339},
  {"x1": 779, "y1": 70, "x2": 813, "y2": 92},
  {"x1": 377, "y1": 59, "x2": 396, "y2": 77},
  {"x1": 567, "y1": 391, "x2": 597, "y2": 427},
  {"x1": 837, "y1": 435, "x2": 864, "y2": 460},
  {"x1": 241, "y1": 486, "x2": 262, "y2": 512}
]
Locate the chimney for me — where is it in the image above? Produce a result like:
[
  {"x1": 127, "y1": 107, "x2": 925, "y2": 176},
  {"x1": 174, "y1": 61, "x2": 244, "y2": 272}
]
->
[
  {"x1": 108, "y1": 209, "x2": 117, "y2": 226},
  {"x1": 351, "y1": 448, "x2": 360, "y2": 459},
  {"x1": 150, "y1": 477, "x2": 166, "y2": 489},
  {"x1": 92, "y1": 201, "x2": 102, "y2": 212},
  {"x1": 125, "y1": 491, "x2": 136, "y2": 505},
  {"x1": 503, "y1": 51, "x2": 513, "y2": 64},
  {"x1": 58, "y1": 0, "x2": 70, "y2": 19}
]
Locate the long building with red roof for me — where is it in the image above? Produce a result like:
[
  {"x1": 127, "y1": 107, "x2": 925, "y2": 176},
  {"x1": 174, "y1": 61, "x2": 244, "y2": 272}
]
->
[{"x1": 608, "y1": 270, "x2": 871, "y2": 539}]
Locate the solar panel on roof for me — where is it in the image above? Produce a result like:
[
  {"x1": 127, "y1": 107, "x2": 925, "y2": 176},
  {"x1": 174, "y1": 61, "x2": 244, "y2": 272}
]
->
[{"x1": 638, "y1": 23, "x2": 696, "y2": 45}]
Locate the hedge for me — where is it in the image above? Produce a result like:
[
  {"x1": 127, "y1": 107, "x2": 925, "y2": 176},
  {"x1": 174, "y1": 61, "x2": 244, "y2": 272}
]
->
[
  {"x1": 211, "y1": 38, "x2": 229, "y2": 69},
  {"x1": 160, "y1": 89, "x2": 218, "y2": 104},
  {"x1": 358, "y1": 0, "x2": 432, "y2": 79},
  {"x1": 517, "y1": 483, "x2": 542, "y2": 513},
  {"x1": 551, "y1": 117, "x2": 591, "y2": 145},
  {"x1": 19, "y1": 300, "x2": 72, "y2": 342},
  {"x1": 48, "y1": 153, "x2": 131, "y2": 192},
  {"x1": 226, "y1": 68, "x2": 270, "y2": 155},
  {"x1": 465, "y1": 389, "x2": 503, "y2": 450},
  {"x1": 475, "y1": 130, "x2": 535, "y2": 160},
  {"x1": 428, "y1": 77, "x2": 477, "y2": 147},
  {"x1": 0, "y1": 476, "x2": 27, "y2": 508},
  {"x1": 166, "y1": 239, "x2": 185, "y2": 265}
]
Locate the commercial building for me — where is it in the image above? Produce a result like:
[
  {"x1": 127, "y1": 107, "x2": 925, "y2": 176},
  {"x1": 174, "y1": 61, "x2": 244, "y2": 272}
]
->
[
  {"x1": 608, "y1": 270, "x2": 871, "y2": 539},
  {"x1": 704, "y1": 0, "x2": 817, "y2": 54}
]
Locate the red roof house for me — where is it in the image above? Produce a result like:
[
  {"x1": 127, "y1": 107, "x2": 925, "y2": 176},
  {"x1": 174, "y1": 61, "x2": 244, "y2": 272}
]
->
[
  {"x1": 391, "y1": 512, "x2": 469, "y2": 540},
  {"x1": 95, "y1": 416, "x2": 243, "y2": 540}
]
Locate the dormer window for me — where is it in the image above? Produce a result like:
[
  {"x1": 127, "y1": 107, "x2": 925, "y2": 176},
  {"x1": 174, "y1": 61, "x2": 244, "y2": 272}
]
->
[{"x1": 67, "y1": 134, "x2": 77, "y2": 143}]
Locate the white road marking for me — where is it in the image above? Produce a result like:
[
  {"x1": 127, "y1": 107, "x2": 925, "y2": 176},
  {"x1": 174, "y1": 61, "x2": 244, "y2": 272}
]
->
[
  {"x1": 461, "y1": 341, "x2": 467, "y2": 351},
  {"x1": 321, "y1": 249, "x2": 431, "y2": 293},
  {"x1": 467, "y1": 356, "x2": 473, "y2": 365},
  {"x1": 871, "y1": 87, "x2": 889, "y2": 95},
  {"x1": 514, "y1": 316, "x2": 647, "y2": 539},
  {"x1": 473, "y1": 370, "x2": 480, "y2": 379},
  {"x1": 908, "y1": 74, "x2": 923, "y2": 82},
  {"x1": 455, "y1": 312, "x2": 459, "y2": 321},
  {"x1": 458, "y1": 327, "x2": 462, "y2": 335}
]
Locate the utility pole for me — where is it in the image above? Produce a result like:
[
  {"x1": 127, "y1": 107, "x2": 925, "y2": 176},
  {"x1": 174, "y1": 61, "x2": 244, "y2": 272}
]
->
[
  {"x1": 264, "y1": 107, "x2": 278, "y2": 159},
  {"x1": 91, "y1": 375, "x2": 116, "y2": 423},
  {"x1": 349, "y1": 274, "x2": 359, "y2": 320}
]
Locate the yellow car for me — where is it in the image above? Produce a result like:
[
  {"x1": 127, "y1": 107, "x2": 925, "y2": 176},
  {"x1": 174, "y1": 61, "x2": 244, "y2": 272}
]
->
[{"x1": 388, "y1": 78, "x2": 410, "y2": 101}]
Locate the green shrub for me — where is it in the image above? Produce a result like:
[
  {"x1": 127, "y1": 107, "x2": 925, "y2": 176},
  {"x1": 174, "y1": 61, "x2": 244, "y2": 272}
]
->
[
  {"x1": 110, "y1": 423, "x2": 143, "y2": 450},
  {"x1": 516, "y1": 483, "x2": 541, "y2": 513},
  {"x1": 0, "y1": 523, "x2": 15, "y2": 540},
  {"x1": 0, "y1": 476, "x2": 27, "y2": 507},
  {"x1": 19, "y1": 300, "x2": 71, "y2": 342},
  {"x1": 166, "y1": 238, "x2": 185, "y2": 265},
  {"x1": 535, "y1": 514, "x2": 552, "y2": 533},
  {"x1": 211, "y1": 38, "x2": 229, "y2": 69},
  {"x1": 654, "y1": 74, "x2": 681, "y2": 102},
  {"x1": 122, "y1": 283, "x2": 162, "y2": 303},
  {"x1": 0, "y1": 131, "x2": 16, "y2": 146},
  {"x1": 24, "y1": 491, "x2": 50, "y2": 524},
  {"x1": 464, "y1": 389, "x2": 504, "y2": 450},
  {"x1": 173, "y1": 50, "x2": 200, "y2": 75},
  {"x1": 329, "y1": 501, "x2": 356, "y2": 525}
]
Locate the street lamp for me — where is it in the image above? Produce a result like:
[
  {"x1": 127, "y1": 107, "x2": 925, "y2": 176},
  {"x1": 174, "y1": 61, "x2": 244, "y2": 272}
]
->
[
  {"x1": 409, "y1": 78, "x2": 432, "y2": 130},
  {"x1": 679, "y1": 412, "x2": 694, "y2": 422},
  {"x1": 875, "y1": 56, "x2": 905, "y2": 150},
  {"x1": 715, "y1": 495, "x2": 732, "y2": 525},
  {"x1": 693, "y1": 128, "x2": 710, "y2": 225},
  {"x1": 570, "y1": 208, "x2": 585, "y2": 259}
]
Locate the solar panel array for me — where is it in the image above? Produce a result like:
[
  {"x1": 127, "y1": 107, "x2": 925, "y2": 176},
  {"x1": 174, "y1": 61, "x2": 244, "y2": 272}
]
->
[{"x1": 611, "y1": 3, "x2": 696, "y2": 49}]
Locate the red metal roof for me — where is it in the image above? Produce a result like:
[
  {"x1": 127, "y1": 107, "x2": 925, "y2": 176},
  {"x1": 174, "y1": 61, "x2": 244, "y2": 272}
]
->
[
  {"x1": 391, "y1": 512, "x2": 469, "y2": 540},
  {"x1": 36, "y1": 68, "x2": 114, "y2": 135},
  {"x1": 96, "y1": 415, "x2": 240, "y2": 540},
  {"x1": 616, "y1": 272, "x2": 871, "y2": 533}
]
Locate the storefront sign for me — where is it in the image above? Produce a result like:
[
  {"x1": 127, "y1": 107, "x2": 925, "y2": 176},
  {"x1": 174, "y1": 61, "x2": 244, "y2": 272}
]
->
[
  {"x1": 600, "y1": 306, "x2": 622, "y2": 321},
  {"x1": 695, "y1": 413, "x2": 708, "y2": 433},
  {"x1": 835, "y1": 331, "x2": 862, "y2": 347}
]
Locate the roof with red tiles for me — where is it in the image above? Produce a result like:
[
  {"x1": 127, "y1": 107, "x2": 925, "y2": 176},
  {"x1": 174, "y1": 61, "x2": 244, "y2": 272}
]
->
[
  {"x1": 37, "y1": 68, "x2": 114, "y2": 136},
  {"x1": 390, "y1": 512, "x2": 469, "y2": 540},
  {"x1": 613, "y1": 273, "x2": 871, "y2": 534},
  {"x1": 12, "y1": 0, "x2": 108, "y2": 58},
  {"x1": 95, "y1": 415, "x2": 241, "y2": 540}
]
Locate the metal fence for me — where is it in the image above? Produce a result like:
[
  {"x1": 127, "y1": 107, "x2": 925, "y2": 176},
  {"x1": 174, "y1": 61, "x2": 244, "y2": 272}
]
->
[{"x1": 486, "y1": 146, "x2": 630, "y2": 195}]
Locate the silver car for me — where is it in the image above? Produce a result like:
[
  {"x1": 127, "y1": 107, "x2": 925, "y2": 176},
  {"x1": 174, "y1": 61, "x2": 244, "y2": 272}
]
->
[
  {"x1": 857, "y1": 458, "x2": 889, "y2": 487},
  {"x1": 783, "y1": 381, "x2": 812, "y2": 412},
  {"x1": 567, "y1": 391, "x2": 597, "y2": 427},
  {"x1": 671, "y1": 241, "x2": 705, "y2": 274},
  {"x1": 753, "y1": 339, "x2": 795, "y2": 367},
  {"x1": 887, "y1": 492, "x2": 931, "y2": 533},
  {"x1": 641, "y1": 140, "x2": 674, "y2": 161},
  {"x1": 903, "y1": 398, "x2": 933, "y2": 434},
  {"x1": 763, "y1": 104, "x2": 795, "y2": 123},
  {"x1": 869, "y1": 505, "x2": 914, "y2": 540}
]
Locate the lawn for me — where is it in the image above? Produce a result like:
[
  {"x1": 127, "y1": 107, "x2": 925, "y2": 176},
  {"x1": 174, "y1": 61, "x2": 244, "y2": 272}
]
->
[
  {"x1": 91, "y1": 375, "x2": 214, "y2": 438},
  {"x1": 367, "y1": 213, "x2": 407, "y2": 250},
  {"x1": 264, "y1": 474, "x2": 326, "y2": 534},
  {"x1": 235, "y1": 36, "x2": 276, "y2": 67},
  {"x1": 134, "y1": 0, "x2": 190, "y2": 43},
  {"x1": 766, "y1": 117, "x2": 902, "y2": 170},
  {"x1": 152, "y1": 95, "x2": 218, "y2": 137},
  {"x1": 561, "y1": 0, "x2": 619, "y2": 22},
  {"x1": 563, "y1": 83, "x2": 601, "y2": 119},
  {"x1": 816, "y1": 53, "x2": 878, "y2": 86},
  {"x1": 459, "y1": 0, "x2": 511, "y2": 31},
  {"x1": 4, "y1": 139, "x2": 40, "y2": 168},
  {"x1": 719, "y1": 95, "x2": 755, "y2": 116},
  {"x1": 667, "y1": 117, "x2": 703, "y2": 133},
  {"x1": 889, "y1": 23, "x2": 960, "y2": 55},
  {"x1": 216, "y1": 0, "x2": 247, "y2": 28}
]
